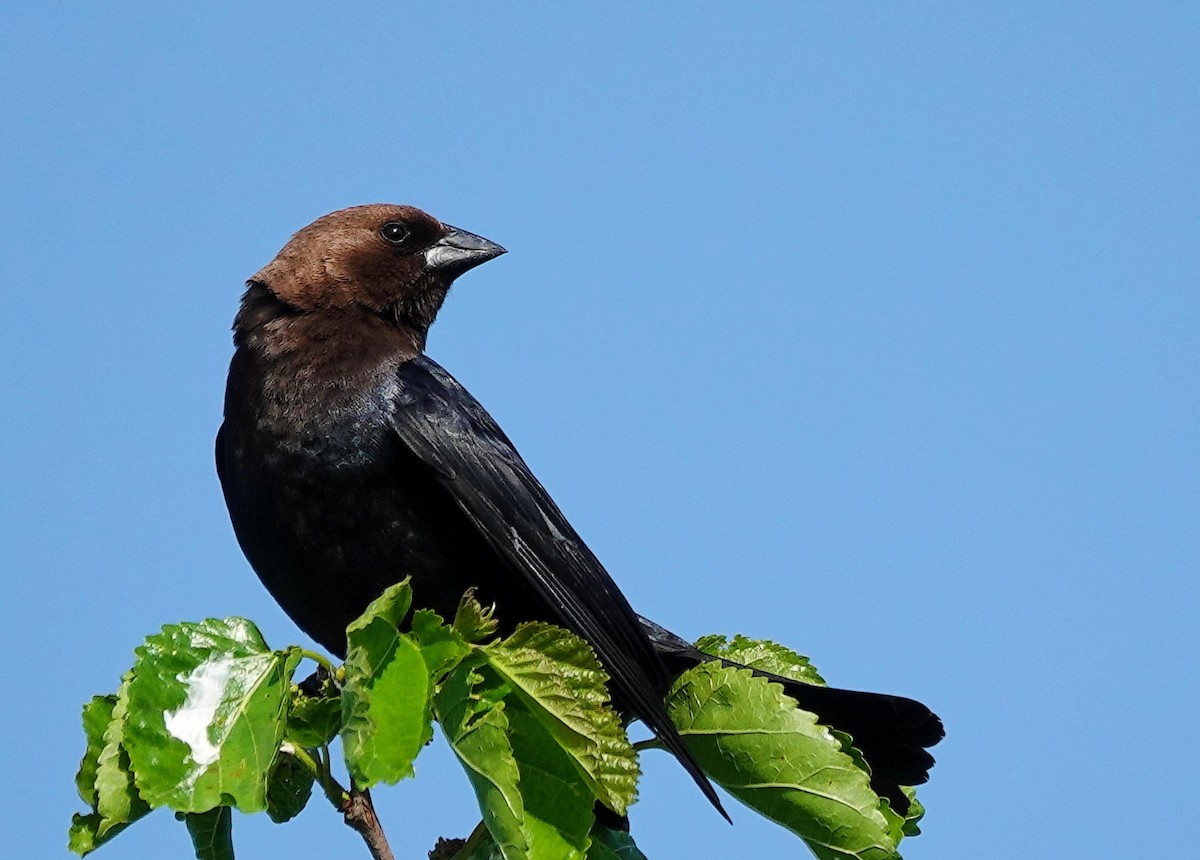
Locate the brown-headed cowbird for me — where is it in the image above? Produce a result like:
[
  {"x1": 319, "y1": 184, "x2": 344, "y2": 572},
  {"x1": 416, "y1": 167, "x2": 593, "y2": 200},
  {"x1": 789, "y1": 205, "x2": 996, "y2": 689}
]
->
[{"x1": 217, "y1": 204, "x2": 942, "y2": 817}]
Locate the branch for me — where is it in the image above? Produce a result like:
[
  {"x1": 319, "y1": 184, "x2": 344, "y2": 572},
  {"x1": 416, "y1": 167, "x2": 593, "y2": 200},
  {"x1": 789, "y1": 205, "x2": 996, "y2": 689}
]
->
[
  {"x1": 289, "y1": 746, "x2": 395, "y2": 860},
  {"x1": 342, "y1": 786, "x2": 395, "y2": 860}
]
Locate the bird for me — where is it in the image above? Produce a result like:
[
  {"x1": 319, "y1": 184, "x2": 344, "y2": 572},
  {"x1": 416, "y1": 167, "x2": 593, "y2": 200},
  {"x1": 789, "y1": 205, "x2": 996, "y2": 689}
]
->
[{"x1": 216, "y1": 204, "x2": 942, "y2": 818}]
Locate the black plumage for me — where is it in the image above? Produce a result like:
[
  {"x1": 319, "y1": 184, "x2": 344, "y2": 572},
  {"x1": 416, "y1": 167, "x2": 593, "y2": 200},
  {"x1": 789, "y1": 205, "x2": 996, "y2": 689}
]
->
[{"x1": 216, "y1": 204, "x2": 942, "y2": 817}]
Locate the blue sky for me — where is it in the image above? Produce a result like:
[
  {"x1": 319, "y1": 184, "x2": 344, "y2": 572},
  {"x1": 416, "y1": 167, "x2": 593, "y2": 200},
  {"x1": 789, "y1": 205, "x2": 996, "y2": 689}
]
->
[{"x1": 2, "y1": 4, "x2": 1196, "y2": 858}]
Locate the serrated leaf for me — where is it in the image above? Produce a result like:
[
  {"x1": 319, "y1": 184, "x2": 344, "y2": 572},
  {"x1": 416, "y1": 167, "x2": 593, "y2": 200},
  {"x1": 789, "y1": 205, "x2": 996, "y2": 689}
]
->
[
  {"x1": 667, "y1": 663, "x2": 898, "y2": 860},
  {"x1": 123, "y1": 618, "x2": 299, "y2": 814},
  {"x1": 68, "y1": 814, "x2": 110, "y2": 856},
  {"x1": 181, "y1": 806, "x2": 234, "y2": 860},
  {"x1": 437, "y1": 659, "x2": 595, "y2": 860},
  {"x1": 901, "y1": 790, "x2": 924, "y2": 837},
  {"x1": 454, "y1": 590, "x2": 500, "y2": 643},
  {"x1": 96, "y1": 675, "x2": 152, "y2": 830},
  {"x1": 878, "y1": 788, "x2": 924, "y2": 841},
  {"x1": 266, "y1": 749, "x2": 314, "y2": 823},
  {"x1": 505, "y1": 701, "x2": 594, "y2": 859},
  {"x1": 341, "y1": 581, "x2": 433, "y2": 786},
  {"x1": 67, "y1": 674, "x2": 154, "y2": 855},
  {"x1": 286, "y1": 676, "x2": 341, "y2": 748},
  {"x1": 75, "y1": 696, "x2": 116, "y2": 808},
  {"x1": 694, "y1": 634, "x2": 826, "y2": 685},
  {"x1": 412, "y1": 608, "x2": 471, "y2": 679},
  {"x1": 483, "y1": 623, "x2": 639, "y2": 815},
  {"x1": 70, "y1": 680, "x2": 152, "y2": 854},
  {"x1": 587, "y1": 823, "x2": 648, "y2": 860},
  {"x1": 437, "y1": 658, "x2": 530, "y2": 860}
]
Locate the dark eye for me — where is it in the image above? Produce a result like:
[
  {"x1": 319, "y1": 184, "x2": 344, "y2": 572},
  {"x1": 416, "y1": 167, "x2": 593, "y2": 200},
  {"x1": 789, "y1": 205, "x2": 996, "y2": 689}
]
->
[{"x1": 380, "y1": 221, "x2": 410, "y2": 245}]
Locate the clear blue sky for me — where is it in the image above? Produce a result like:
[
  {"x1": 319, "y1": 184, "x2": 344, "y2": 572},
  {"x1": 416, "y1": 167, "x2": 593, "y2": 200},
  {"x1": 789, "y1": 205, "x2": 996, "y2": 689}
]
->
[{"x1": 2, "y1": 4, "x2": 1195, "y2": 858}]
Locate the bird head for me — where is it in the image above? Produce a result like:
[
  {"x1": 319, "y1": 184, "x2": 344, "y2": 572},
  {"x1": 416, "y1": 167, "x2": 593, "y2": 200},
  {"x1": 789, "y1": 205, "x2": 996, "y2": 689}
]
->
[{"x1": 249, "y1": 204, "x2": 505, "y2": 335}]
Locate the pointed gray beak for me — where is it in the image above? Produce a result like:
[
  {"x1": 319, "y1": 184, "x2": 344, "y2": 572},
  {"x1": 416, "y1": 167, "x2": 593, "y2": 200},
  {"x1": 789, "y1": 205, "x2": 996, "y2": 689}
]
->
[{"x1": 423, "y1": 225, "x2": 506, "y2": 280}]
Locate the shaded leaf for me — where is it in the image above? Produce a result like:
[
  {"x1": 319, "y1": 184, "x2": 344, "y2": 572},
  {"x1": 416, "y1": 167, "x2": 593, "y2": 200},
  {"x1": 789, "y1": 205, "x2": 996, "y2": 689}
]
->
[
  {"x1": 436, "y1": 658, "x2": 529, "y2": 860},
  {"x1": 506, "y1": 701, "x2": 594, "y2": 859},
  {"x1": 123, "y1": 618, "x2": 299, "y2": 814},
  {"x1": 181, "y1": 806, "x2": 234, "y2": 860},
  {"x1": 484, "y1": 623, "x2": 638, "y2": 814},
  {"x1": 667, "y1": 663, "x2": 898, "y2": 860},
  {"x1": 454, "y1": 830, "x2": 507, "y2": 860},
  {"x1": 587, "y1": 823, "x2": 648, "y2": 860},
  {"x1": 286, "y1": 675, "x2": 341, "y2": 748},
  {"x1": 265, "y1": 749, "x2": 314, "y2": 823},
  {"x1": 694, "y1": 634, "x2": 825, "y2": 686},
  {"x1": 437, "y1": 659, "x2": 596, "y2": 860},
  {"x1": 454, "y1": 590, "x2": 499, "y2": 643}
]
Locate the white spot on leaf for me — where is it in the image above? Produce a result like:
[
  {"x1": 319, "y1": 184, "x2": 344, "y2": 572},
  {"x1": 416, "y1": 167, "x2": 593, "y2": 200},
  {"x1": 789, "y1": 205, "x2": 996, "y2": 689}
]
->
[{"x1": 163, "y1": 656, "x2": 237, "y2": 767}]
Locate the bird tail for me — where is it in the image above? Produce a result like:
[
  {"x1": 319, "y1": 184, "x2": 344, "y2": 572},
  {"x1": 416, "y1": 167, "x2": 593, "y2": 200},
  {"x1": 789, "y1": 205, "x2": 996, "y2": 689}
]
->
[{"x1": 639, "y1": 617, "x2": 944, "y2": 814}]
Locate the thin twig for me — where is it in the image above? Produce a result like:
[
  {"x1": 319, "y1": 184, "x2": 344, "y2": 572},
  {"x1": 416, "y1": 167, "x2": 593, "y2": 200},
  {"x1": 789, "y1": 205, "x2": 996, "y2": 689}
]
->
[{"x1": 289, "y1": 745, "x2": 395, "y2": 859}]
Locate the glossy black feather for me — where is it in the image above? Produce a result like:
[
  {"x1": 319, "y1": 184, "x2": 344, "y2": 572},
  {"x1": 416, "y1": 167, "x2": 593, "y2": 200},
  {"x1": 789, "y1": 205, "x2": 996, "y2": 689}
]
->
[
  {"x1": 389, "y1": 356, "x2": 728, "y2": 817},
  {"x1": 219, "y1": 205, "x2": 941, "y2": 823}
]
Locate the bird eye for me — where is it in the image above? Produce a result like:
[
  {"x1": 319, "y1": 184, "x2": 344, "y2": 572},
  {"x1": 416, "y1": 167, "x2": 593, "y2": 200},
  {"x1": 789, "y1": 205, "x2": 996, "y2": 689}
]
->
[{"x1": 380, "y1": 221, "x2": 410, "y2": 245}]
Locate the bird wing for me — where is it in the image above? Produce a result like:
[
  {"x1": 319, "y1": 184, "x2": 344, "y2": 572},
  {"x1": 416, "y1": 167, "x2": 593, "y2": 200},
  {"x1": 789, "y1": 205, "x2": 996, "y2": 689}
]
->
[{"x1": 390, "y1": 355, "x2": 725, "y2": 816}]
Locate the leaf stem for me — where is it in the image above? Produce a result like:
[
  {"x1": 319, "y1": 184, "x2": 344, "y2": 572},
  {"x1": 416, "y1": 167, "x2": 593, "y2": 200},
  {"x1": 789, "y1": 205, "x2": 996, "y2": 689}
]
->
[
  {"x1": 293, "y1": 746, "x2": 394, "y2": 860},
  {"x1": 299, "y1": 648, "x2": 338, "y2": 679},
  {"x1": 290, "y1": 745, "x2": 348, "y2": 809}
]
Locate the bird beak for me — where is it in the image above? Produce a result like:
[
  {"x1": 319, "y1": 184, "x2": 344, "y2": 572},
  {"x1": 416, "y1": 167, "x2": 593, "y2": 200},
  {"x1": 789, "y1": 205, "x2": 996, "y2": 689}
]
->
[{"x1": 423, "y1": 226, "x2": 506, "y2": 280}]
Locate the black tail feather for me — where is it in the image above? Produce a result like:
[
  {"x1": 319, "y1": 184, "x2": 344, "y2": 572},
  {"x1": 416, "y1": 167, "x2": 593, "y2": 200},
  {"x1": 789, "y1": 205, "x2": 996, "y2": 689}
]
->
[{"x1": 639, "y1": 616, "x2": 944, "y2": 815}]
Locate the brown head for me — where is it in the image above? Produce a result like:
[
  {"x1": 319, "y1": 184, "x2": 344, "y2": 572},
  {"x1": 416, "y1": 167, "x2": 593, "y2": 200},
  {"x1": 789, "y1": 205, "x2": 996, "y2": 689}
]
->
[{"x1": 245, "y1": 204, "x2": 505, "y2": 341}]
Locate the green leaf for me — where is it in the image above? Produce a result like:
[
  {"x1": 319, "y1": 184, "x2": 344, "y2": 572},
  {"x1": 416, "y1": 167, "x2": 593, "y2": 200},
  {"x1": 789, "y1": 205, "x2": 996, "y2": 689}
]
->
[
  {"x1": 411, "y1": 608, "x2": 472, "y2": 679},
  {"x1": 68, "y1": 814, "x2": 110, "y2": 856},
  {"x1": 587, "y1": 823, "x2": 648, "y2": 860},
  {"x1": 341, "y1": 581, "x2": 433, "y2": 786},
  {"x1": 181, "y1": 806, "x2": 234, "y2": 860},
  {"x1": 437, "y1": 658, "x2": 530, "y2": 860},
  {"x1": 694, "y1": 634, "x2": 825, "y2": 686},
  {"x1": 453, "y1": 829, "x2": 507, "y2": 860},
  {"x1": 75, "y1": 696, "x2": 116, "y2": 808},
  {"x1": 123, "y1": 618, "x2": 300, "y2": 814},
  {"x1": 286, "y1": 687, "x2": 341, "y2": 750},
  {"x1": 483, "y1": 623, "x2": 639, "y2": 815},
  {"x1": 70, "y1": 675, "x2": 153, "y2": 854},
  {"x1": 437, "y1": 659, "x2": 596, "y2": 860},
  {"x1": 505, "y1": 701, "x2": 594, "y2": 859},
  {"x1": 265, "y1": 749, "x2": 314, "y2": 823},
  {"x1": 666, "y1": 663, "x2": 898, "y2": 860},
  {"x1": 97, "y1": 675, "x2": 152, "y2": 829},
  {"x1": 453, "y1": 590, "x2": 500, "y2": 643},
  {"x1": 286, "y1": 675, "x2": 342, "y2": 748}
]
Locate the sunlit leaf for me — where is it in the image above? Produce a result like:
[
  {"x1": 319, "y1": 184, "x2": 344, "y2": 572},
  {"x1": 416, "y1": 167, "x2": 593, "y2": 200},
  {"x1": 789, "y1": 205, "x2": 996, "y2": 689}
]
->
[
  {"x1": 694, "y1": 634, "x2": 825, "y2": 685},
  {"x1": 341, "y1": 581, "x2": 432, "y2": 786},
  {"x1": 667, "y1": 662, "x2": 898, "y2": 860},
  {"x1": 483, "y1": 623, "x2": 638, "y2": 815},
  {"x1": 75, "y1": 696, "x2": 116, "y2": 808},
  {"x1": 123, "y1": 618, "x2": 299, "y2": 813}
]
